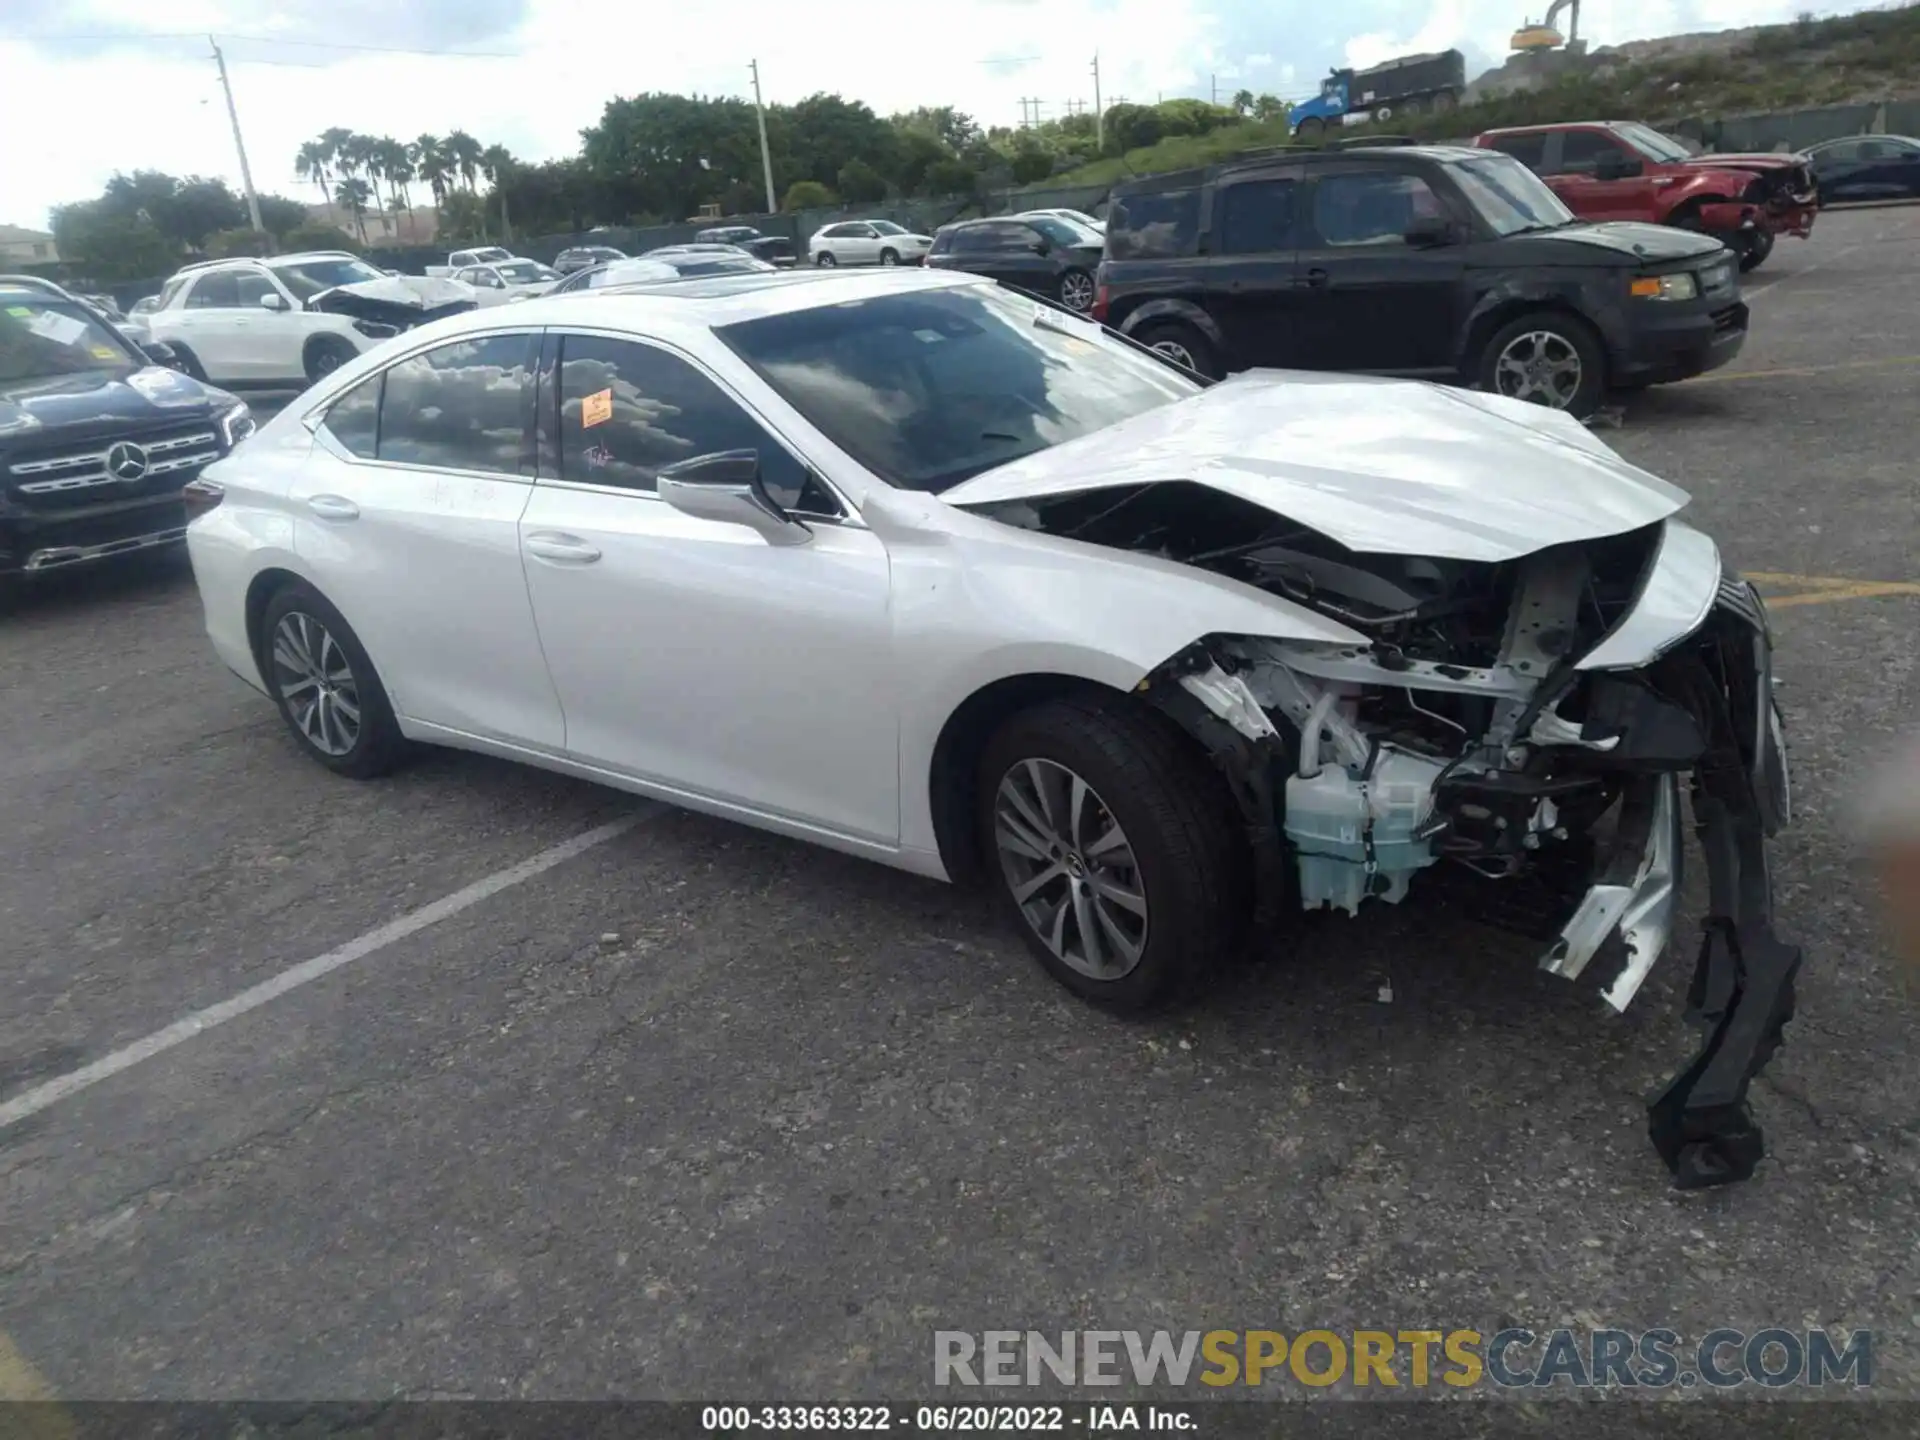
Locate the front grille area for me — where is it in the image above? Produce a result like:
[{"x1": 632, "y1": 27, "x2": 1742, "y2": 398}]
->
[
  {"x1": 1711, "y1": 305, "x2": 1744, "y2": 335},
  {"x1": 6, "y1": 422, "x2": 220, "y2": 513}
]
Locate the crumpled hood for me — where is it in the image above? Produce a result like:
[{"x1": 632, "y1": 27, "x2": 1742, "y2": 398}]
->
[
  {"x1": 941, "y1": 371, "x2": 1691, "y2": 563},
  {"x1": 1674, "y1": 152, "x2": 1806, "y2": 172},
  {"x1": 310, "y1": 275, "x2": 474, "y2": 310}
]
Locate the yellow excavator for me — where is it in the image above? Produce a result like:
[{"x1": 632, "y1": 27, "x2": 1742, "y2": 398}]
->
[{"x1": 1512, "y1": 0, "x2": 1578, "y2": 50}]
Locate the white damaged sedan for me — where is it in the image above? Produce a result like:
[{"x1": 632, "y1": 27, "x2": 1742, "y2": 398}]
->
[{"x1": 184, "y1": 269, "x2": 1799, "y2": 1189}]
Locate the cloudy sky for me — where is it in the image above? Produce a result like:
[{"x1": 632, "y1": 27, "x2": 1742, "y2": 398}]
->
[{"x1": 0, "y1": 0, "x2": 1875, "y2": 230}]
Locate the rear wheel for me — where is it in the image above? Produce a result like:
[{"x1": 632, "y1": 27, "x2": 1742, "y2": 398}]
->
[
  {"x1": 978, "y1": 695, "x2": 1250, "y2": 1012},
  {"x1": 1128, "y1": 320, "x2": 1219, "y2": 379},
  {"x1": 1057, "y1": 268, "x2": 1095, "y2": 312},
  {"x1": 258, "y1": 581, "x2": 408, "y2": 779},
  {"x1": 1477, "y1": 310, "x2": 1606, "y2": 417},
  {"x1": 815, "y1": 251, "x2": 837, "y2": 268}
]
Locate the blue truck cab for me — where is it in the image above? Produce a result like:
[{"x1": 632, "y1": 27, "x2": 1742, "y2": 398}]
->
[{"x1": 1288, "y1": 72, "x2": 1352, "y2": 134}]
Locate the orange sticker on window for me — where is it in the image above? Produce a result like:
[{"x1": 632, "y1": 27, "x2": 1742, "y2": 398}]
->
[{"x1": 581, "y1": 388, "x2": 614, "y2": 428}]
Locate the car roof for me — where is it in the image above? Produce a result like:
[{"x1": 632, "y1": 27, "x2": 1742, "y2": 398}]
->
[{"x1": 482, "y1": 266, "x2": 981, "y2": 327}]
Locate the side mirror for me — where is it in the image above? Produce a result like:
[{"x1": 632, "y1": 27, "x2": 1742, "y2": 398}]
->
[
  {"x1": 258, "y1": 291, "x2": 289, "y2": 311},
  {"x1": 656, "y1": 449, "x2": 813, "y2": 547},
  {"x1": 1404, "y1": 216, "x2": 1453, "y2": 247},
  {"x1": 1594, "y1": 152, "x2": 1643, "y2": 180}
]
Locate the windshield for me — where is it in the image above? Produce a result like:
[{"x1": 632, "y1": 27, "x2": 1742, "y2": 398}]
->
[
  {"x1": 1613, "y1": 122, "x2": 1693, "y2": 163},
  {"x1": 498, "y1": 261, "x2": 556, "y2": 283},
  {"x1": 1449, "y1": 154, "x2": 1578, "y2": 236},
  {"x1": 0, "y1": 297, "x2": 136, "y2": 383},
  {"x1": 272, "y1": 257, "x2": 386, "y2": 300},
  {"x1": 1029, "y1": 216, "x2": 1099, "y2": 247},
  {"x1": 469, "y1": 248, "x2": 512, "y2": 263},
  {"x1": 869, "y1": 221, "x2": 909, "y2": 236},
  {"x1": 718, "y1": 281, "x2": 1196, "y2": 494}
]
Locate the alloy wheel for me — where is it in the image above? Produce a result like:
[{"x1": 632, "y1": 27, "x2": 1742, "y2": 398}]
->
[
  {"x1": 270, "y1": 612, "x2": 361, "y2": 757},
  {"x1": 993, "y1": 757, "x2": 1149, "y2": 980},
  {"x1": 1060, "y1": 271, "x2": 1096, "y2": 311},
  {"x1": 1494, "y1": 329, "x2": 1583, "y2": 408},
  {"x1": 1150, "y1": 339, "x2": 1196, "y2": 369}
]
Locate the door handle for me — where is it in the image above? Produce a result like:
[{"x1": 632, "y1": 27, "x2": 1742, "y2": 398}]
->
[
  {"x1": 306, "y1": 494, "x2": 360, "y2": 521},
  {"x1": 1294, "y1": 268, "x2": 1331, "y2": 290},
  {"x1": 524, "y1": 531, "x2": 602, "y2": 564}
]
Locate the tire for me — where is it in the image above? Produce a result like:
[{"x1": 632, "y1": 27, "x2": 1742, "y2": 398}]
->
[
  {"x1": 1399, "y1": 98, "x2": 1424, "y2": 117},
  {"x1": 880, "y1": 248, "x2": 899, "y2": 266},
  {"x1": 1433, "y1": 89, "x2": 1458, "y2": 112},
  {"x1": 1057, "y1": 268, "x2": 1096, "y2": 312},
  {"x1": 257, "y1": 580, "x2": 408, "y2": 780},
  {"x1": 978, "y1": 695, "x2": 1250, "y2": 1011},
  {"x1": 168, "y1": 343, "x2": 209, "y2": 382},
  {"x1": 1128, "y1": 320, "x2": 1220, "y2": 379},
  {"x1": 815, "y1": 251, "x2": 837, "y2": 268},
  {"x1": 1739, "y1": 229, "x2": 1775, "y2": 272},
  {"x1": 1476, "y1": 310, "x2": 1606, "y2": 417},
  {"x1": 1296, "y1": 116, "x2": 1326, "y2": 143},
  {"x1": 304, "y1": 336, "x2": 358, "y2": 385}
]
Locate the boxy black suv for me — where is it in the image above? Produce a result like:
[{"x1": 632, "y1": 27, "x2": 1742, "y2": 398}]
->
[{"x1": 1094, "y1": 144, "x2": 1749, "y2": 414}]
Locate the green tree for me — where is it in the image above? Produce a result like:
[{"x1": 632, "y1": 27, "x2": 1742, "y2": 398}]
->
[
  {"x1": 49, "y1": 200, "x2": 178, "y2": 282},
  {"x1": 782, "y1": 179, "x2": 836, "y2": 211},
  {"x1": 891, "y1": 105, "x2": 980, "y2": 151},
  {"x1": 1010, "y1": 148, "x2": 1055, "y2": 183},
  {"x1": 780, "y1": 94, "x2": 897, "y2": 189},
  {"x1": 205, "y1": 227, "x2": 274, "y2": 258},
  {"x1": 435, "y1": 190, "x2": 489, "y2": 245},
  {"x1": 889, "y1": 129, "x2": 950, "y2": 194},
  {"x1": 835, "y1": 158, "x2": 887, "y2": 202},
  {"x1": 445, "y1": 130, "x2": 484, "y2": 192},
  {"x1": 412, "y1": 134, "x2": 453, "y2": 211},
  {"x1": 295, "y1": 140, "x2": 334, "y2": 209},
  {"x1": 923, "y1": 159, "x2": 977, "y2": 196},
  {"x1": 1105, "y1": 103, "x2": 1164, "y2": 153},
  {"x1": 1252, "y1": 93, "x2": 1287, "y2": 122},
  {"x1": 257, "y1": 195, "x2": 311, "y2": 240},
  {"x1": 334, "y1": 176, "x2": 373, "y2": 244},
  {"x1": 1232, "y1": 88, "x2": 1255, "y2": 115}
]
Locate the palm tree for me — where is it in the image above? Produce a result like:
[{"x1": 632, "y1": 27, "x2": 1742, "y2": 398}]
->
[
  {"x1": 1232, "y1": 88, "x2": 1255, "y2": 116},
  {"x1": 371, "y1": 137, "x2": 414, "y2": 237},
  {"x1": 295, "y1": 139, "x2": 334, "y2": 210},
  {"x1": 444, "y1": 130, "x2": 483, "y2": 193},
  {"x1": 339, "y1": 133, "x2": 386, "y2": 219},
  {"x1": 479, "y1": 143, "x2": 516, "y2": 242},
  {"x1": 335, "y1": 177, "x2": 373, "y2": 245},
  {"x1": 411, "y1": 134, "x2": 453, "y2": 213}
]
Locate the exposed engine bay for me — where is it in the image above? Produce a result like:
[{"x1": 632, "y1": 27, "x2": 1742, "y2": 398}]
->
[
  {"x1": 305, "y1": 275, "x2": 478, "y2": 335},
  {"x1": 975, "y1": 481, "x2": 1801, "y2": 1190}
]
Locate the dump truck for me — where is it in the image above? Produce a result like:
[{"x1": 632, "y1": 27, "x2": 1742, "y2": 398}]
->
[{"x1": 1289, "y1": 49, "x2": 1467, "y2": 139}]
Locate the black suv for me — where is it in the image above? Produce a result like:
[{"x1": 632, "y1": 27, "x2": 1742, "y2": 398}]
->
[
  {"x1": 694, "y1": 226, "x2": 798, "y2": 267},
  {"x1": 1094, "y1": 144, "x2": 1749, "y2": 414},
  {"x1": 926, "y1": 215, "x2": 1105, "y2": 313},
  {"x1": 1, "y1": 279, "x2": 253, "y2": 586}
]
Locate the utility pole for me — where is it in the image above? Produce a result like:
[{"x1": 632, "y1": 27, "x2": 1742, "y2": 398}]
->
[
  {"x1": 1092, "y1": 52, "x2": 1103, "y2": 149},
  {"x1": 1211, "y1": 74, "x2": 1218, "y2": 105},
  {"x1": 749, "y1": 59, "x2": 777, "y2": 216},
  {"x1": 209, "y1": 36, "x2": 264, "y2": 234}
]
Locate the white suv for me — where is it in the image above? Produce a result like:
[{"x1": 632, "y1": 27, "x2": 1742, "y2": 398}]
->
[{"x1": 144, "y1": 253, "x2": 473, "y2": 389}]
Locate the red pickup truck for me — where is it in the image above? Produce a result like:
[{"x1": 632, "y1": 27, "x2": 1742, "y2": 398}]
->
[{"x1": 1473, "y1": 120, "x2": 1819, "y2": 271}]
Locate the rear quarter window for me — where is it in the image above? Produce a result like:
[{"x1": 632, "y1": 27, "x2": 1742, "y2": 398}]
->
[{"x1": 1107, "y1": 188, "x2": 1200, "y2": 259}]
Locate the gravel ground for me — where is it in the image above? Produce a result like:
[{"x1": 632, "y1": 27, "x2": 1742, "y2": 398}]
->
[{"x1": 0, "y1": 207, "x2": 1916, "y2": 1416}]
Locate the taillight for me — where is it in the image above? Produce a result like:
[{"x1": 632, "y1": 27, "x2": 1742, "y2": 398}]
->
[
  {"x1": 1091, "y1": 283, "x2": 1110, "y2": 322},
  {"x1": 181, "y1": 478, "x2": 225, "y2": 516}
]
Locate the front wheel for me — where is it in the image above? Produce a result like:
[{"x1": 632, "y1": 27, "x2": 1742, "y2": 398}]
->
[
  {"x1": 305, "y1": 336, "x2": 358, "y2": 384},
  {"x1": 814, "y1": 251, "x2": 837, "y2": 268},
  {"x1": 879, "y1": 248, "x2": 899, "y2": 266},
  {"x1": 258, "y1": 581, "x2": 408, "y2": 779},
  {"x1": 1477, "y1": 311, "x2": 1606, "y2": 417},
  {"x1": 1057, "y1": 268, "x2": 1095, "y2": 312},
  {"x1": 1296, "y1": 116, "x2": 1326, "y2": 143},
  {"x1": 1739, "y1": 229, "x2": 1775, "y2": 271},
  {"x1": 978, "y1": 695, "x2": 1250, "y2": 1012}
]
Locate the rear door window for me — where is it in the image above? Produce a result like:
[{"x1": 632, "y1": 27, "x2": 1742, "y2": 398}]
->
[
  {"x1": 185, "y1": 273, "x2": 241, "y2": 308},
  {"x1": 1485, "y1": 133, "x2": 1549, "y2": 169},
  {"x1": 1107, "y1": 188, "x2": 1200, "y2": 259},
  {"x1": 375, "y1": 333, "x2": 536, "y2": 475},
  {"x1": 1305, "y1": 170, "x2": 1444, "y2": 247},
  {"x1": 1553, "y1": 130, "x2": 1628, "y2": 175},
  {"x1": 1217, "y1": 177, "x2": 1301, "y2": 255}
]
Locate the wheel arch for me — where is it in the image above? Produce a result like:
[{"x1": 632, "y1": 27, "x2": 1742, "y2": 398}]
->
[
  {"x1": 1457, "y1": 292, "x2": 1606, "y2": 378},
  {"x1": 1117, "y1": 296, "x2": 1227, "y2": 354}
]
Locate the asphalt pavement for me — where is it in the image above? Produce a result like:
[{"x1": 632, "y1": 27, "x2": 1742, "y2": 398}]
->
[{"x1": 1, "y1": 208, "x2": 1917, "y2": 1407}]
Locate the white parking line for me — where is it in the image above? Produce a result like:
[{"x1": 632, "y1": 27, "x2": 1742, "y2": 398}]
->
[{"x1": 0, "y1": 810, "x2": 652, "y2": 1132}]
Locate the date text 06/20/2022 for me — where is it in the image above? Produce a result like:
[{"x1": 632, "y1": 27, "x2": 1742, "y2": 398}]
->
[{"x1": 932, "y1": 1328, "x2": 1874, "y2": 1391}]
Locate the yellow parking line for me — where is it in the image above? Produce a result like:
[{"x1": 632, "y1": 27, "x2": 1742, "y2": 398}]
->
[
  {"x1": 0, "y1": 1333, "x2": 74, "y2": 1440},
  {"x1": 1747, "y1": 572, "x2": 1920, "y2": 609},
  {"x1": 1686, "y1": 355, "x2": 1920, "y2": 384}
]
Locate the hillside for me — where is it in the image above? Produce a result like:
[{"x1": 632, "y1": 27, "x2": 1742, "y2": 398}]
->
[{"x1": 1055, "y1": 2, "x2": 1920, "y2": 185}]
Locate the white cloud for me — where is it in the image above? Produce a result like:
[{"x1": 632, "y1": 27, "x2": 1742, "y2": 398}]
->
[{"x1": 1, "y1": 0, "x2": 1215, "y2": 230}]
